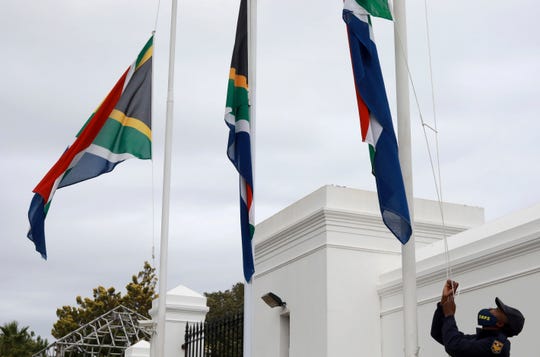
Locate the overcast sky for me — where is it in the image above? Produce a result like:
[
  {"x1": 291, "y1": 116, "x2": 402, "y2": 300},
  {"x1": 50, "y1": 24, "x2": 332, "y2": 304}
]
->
[{"x1": 1, "y1": 0, "x2": 539, "y2": 343}]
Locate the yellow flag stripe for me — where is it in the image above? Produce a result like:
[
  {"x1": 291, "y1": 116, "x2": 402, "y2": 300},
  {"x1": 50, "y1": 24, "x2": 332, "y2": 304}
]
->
[
  {"x1": 136, "y1": 47, "x2": 153, "y2": 71},
  {"x1": 109, "y1": 109, "x2": 152, "y2": 140},
  {"x1": 229, "y1": 68, "x2": 248, "y2": 90}
]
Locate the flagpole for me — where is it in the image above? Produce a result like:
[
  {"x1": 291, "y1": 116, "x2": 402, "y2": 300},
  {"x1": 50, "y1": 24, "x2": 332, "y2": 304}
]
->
[
  {"x1": 155, "y1": 0, "x2": 178, "y2": 355},
  {"x1": 244, "y1": 1, "x2": 257, "y2": 356},
  {"x1": 393, "y1": 0, "x2": 419, "y2": 355}
]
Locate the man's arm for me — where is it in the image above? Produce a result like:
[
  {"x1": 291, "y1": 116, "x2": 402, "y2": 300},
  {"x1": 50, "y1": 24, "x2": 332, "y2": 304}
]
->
[
  {"x1": 430, "y1": 303, "x2": 445, "y2": 344},
  {"x1": 431, "y1": 280, "x2": 459, "y2": 345},
  {"x1": 441, "y1": 280, "x2": 459, "y2": 305}
]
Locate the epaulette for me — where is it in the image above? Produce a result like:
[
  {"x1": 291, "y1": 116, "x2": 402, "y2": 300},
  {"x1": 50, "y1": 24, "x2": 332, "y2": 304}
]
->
[{"x1": 490, "y1": 333, "x2": 508, "y2": 355}]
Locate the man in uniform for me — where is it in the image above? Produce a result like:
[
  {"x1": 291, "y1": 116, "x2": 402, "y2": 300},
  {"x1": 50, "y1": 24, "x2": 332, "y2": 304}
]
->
[{"x1": 431, "y1": 280, "x2": 525, "y2": 356}]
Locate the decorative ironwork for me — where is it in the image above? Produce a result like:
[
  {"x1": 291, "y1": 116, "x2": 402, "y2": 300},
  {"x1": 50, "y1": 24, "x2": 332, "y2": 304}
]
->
[
  {"x1": 33, "y1": 305, "x2": 153, "y2": 357},
  {"x1": 184, "y1": 313, "x2": 243, "y2": 357}
]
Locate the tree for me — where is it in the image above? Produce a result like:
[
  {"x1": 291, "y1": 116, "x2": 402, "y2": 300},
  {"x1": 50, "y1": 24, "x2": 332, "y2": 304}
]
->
[
  {"x1": 197, "y1": 283, "x2": 244, "y2": 355},
  {"x1": 52, "y1": 286, "x2": 122, "y2": 338},
  {"x1": 0, "y1": 321, "x2": 48, "y2": 357},
  {"x1": 121, "y1": 261, "x2": 157, "y2": 318},
  {"x1": 52, "y1": 261, "x2": 157, "y2": 339},
  {"x1": 204, "y1": 282, "x2": 244, "y2": 324}
]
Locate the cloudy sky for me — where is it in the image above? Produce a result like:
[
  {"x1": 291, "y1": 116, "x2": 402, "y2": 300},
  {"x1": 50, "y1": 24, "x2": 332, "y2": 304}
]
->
[{"x1": 1, "y1": 0, "x2": 539, "y2": 343}]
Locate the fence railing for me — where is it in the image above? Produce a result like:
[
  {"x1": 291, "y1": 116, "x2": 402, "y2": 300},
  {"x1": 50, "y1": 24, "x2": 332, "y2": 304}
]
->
[{"x1": 183, "y1": 313, "x2": 243, "y2": 357}]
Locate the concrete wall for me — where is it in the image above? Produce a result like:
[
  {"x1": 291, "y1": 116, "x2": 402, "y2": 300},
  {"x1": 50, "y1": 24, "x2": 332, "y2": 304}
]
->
[
  {"x1": 147, "y1": 285, "x2": 209, "y2": 357},
  {"x1": 254, "y1": 249, "x2": 328, "y2": 357},
  {"x1": 379, "y1": 202, "x2": 540, "y2": 356},
  {"x1": 252, "y1": 185, "x2": 485, "y2": 356},
  {"x1": 125, "y1": 340, "x2": 150, "y2": 357}
]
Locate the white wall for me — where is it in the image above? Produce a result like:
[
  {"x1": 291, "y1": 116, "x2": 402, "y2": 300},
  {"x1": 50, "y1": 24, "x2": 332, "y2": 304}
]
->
[
  {"x1": 326, "y1": 249, "x2": 392, "y2": 356},
  {"x1": 148, "y1": 285, "x2": 209, "y2": 357},
  {"x1": 125, "y1": 340, "x2": 150, "y2": 357},
  {"x1": 379, "y1": 203, "x2": 540, "y2": 356},
  {"x1": 252, "y1": 185, "x2": 484, "y2": 356},
  {"x1": 254, "y1": 249, "x2": 328, "y2": 357}
]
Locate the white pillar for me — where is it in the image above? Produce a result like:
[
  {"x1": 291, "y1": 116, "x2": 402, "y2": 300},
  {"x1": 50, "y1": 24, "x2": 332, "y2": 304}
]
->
[
  {"x1": 148, "y1": 285, "x2": 209, "y2": 357},
  {"x1": 125, "y1": 340, "x2": 151, "y2": 357}
]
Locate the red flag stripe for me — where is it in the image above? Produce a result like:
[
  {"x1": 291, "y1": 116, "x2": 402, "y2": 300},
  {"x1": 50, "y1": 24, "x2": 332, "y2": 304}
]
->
[
  {"x1": 346, "y1": 27, "x2": 371, "y2": 142},
  {"x1": 33, "y1": 68, "x2": 129, "y2": 202}
]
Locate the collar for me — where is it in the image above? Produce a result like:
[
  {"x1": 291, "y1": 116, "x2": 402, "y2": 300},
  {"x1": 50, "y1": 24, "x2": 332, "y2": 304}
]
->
[{"x1": 476, "y1": 328, "x2": 506, "y2": 339}]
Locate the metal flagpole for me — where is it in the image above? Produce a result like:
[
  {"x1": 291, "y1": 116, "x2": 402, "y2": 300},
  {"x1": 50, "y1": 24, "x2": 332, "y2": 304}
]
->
[
  {"x1": 393, "y1": 0, "x2": 419, "y2": 356},
  {"x1": 155, "y1": 0, "x2": 178, "y2": 355},
  {"x1": 243, "y1": 280, "x2": 253, "y2": 357},
  {"x1": 244, "y1": 1, "x2": 257, "y2": 356}
]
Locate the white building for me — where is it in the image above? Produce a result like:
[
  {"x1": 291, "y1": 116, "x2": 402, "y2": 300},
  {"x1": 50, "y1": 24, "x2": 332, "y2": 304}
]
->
[{"x1": 252, "y1": 185, "x2": 540, "y2": 356}]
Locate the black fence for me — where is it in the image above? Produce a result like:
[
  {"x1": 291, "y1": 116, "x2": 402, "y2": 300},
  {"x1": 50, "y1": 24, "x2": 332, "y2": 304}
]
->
[{"x1": 183, "y1": 313, "x2": 243, "y2": 357}]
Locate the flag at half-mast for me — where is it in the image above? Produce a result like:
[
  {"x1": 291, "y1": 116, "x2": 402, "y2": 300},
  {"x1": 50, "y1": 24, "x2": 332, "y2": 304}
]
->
[
  {"x1": 27, "y1": 36, "x2": 153, "y2": 259},
  {"x1": 343, "y1": 0, "x2": 412, "y2": 244},
  {"x1": 225, "y1": 0, "x2": 255, "y2": 282}
]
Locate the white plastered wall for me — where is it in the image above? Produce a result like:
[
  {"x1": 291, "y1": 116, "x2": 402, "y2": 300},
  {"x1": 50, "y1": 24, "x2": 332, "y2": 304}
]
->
[
  {"x1": 379, "y1": 203, "x2": 540, "y2": 356},
  {"x1": 252, "y1": 185, "x2": 485, "y2": 356}
]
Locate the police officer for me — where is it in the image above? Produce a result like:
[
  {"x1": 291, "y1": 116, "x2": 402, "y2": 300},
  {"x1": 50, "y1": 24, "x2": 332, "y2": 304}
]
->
[{"x1": 431, "y1": 280, "x2": 525, "y2": 356}]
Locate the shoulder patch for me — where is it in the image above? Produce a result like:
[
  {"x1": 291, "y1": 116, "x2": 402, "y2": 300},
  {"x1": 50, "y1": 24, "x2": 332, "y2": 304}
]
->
[{"x1": 491, "y1": 339, "x2": 504, "y2": 354}]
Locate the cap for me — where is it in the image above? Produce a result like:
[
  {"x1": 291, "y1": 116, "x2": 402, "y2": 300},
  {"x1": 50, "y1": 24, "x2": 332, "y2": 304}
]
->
[{"x1": 496, "y1": 297, "x2": 525, "y2": 337}]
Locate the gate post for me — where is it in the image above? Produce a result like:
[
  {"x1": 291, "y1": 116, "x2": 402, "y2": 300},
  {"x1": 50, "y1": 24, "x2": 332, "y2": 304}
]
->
[
  {"x1": 147, "y1": 285, "x2": 209, "y2": 357},
  {"x1": 125, "y1": 340, "x2": 151, "y2": 357}
]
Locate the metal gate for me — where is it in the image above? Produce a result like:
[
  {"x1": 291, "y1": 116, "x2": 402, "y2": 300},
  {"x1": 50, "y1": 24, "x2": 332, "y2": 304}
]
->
[{"x1": 183, "y1": 313, "x2": 243, "y2": 357}]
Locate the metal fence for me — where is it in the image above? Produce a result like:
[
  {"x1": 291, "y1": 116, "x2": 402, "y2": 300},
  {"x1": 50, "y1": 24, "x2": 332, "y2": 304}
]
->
[
  {"x1": 183, "y1": 313, "x2": 243, "y2": 357},
  {"x1": 32, "y1": 305, "x2": 152, "y2": 357}
]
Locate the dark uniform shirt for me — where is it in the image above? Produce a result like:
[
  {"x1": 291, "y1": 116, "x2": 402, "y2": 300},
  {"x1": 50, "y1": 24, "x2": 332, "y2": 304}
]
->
[{"x1": 431, "y1": 303, "x2": 510, "y2": 356}]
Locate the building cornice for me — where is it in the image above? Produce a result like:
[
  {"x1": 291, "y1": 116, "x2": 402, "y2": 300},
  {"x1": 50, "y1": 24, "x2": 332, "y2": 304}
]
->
[
  {"x1": 254, "y1": 207, "x2": 475, "y2": 276},
  {"x1": 380, "y1": 264, "x2": 540, "y2": 316},
  {"x1": 378, "y1": 232, "x2": 540, "y2": 297}
]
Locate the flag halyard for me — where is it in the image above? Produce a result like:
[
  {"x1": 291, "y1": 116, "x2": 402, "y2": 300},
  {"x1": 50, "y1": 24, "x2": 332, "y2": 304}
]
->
[
  {"x1": 343, "y1": 2, "x2": 412, "y2": 244},
  {"x1": 27, "y1": 36, "x2": 153, "y2": 259},
  {"x1": 225, "y1": 0, "x2": 255, "y2": 282}
]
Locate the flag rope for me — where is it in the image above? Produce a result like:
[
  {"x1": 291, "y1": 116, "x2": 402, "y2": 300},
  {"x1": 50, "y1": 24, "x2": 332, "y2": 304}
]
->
[
  {"x1": 149, "y1": 124, "x2": 156, "y2": 267},
  {"x1": 390, "y1": 4, "x2": 454, "y2": 287},
  {"x1": 421, "y1": 0, "x2": 456, "y2": 292},
  {"x1": 150, "y1": 28, "x2": 157, "y2": 267},
  {"x1": 150, "y1": 0, "x2": 161, "y2": 271},
  {"x1": 153, "y1": 0, "x2": 162, "y2": 32}
]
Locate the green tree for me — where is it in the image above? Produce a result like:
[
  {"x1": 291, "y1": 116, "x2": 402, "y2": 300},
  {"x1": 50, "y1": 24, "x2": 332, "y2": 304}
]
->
[
  {"x1": 0, "y1": 321, "x2": 48, "y2": 357},
  {"x1": 52, "y1": 261, "x2": 157, "y2": 339},
  {"x1": 204, "y1": 282, "x2": 244, "y2": 323},
  {"x1": 200, "y1": 283, "x2": 244, "y2": 356},
  {"x1": 121, "y1": 261, "x2": 157, "y2": 318}
]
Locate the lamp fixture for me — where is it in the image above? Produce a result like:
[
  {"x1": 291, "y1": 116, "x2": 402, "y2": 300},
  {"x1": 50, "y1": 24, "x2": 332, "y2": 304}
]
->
[{"x1": 261, "y1": 292, "x2": 286, "y2": 308}]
